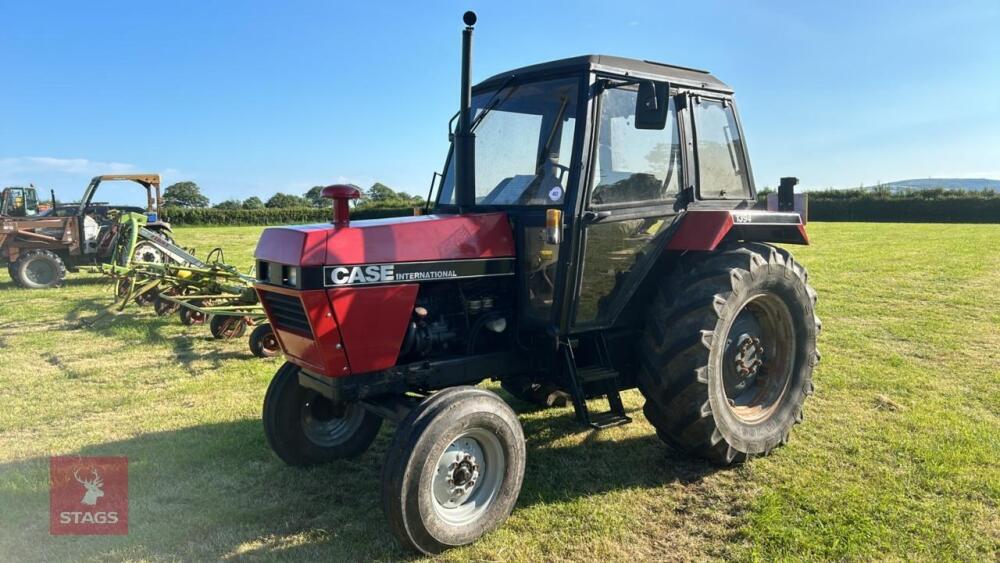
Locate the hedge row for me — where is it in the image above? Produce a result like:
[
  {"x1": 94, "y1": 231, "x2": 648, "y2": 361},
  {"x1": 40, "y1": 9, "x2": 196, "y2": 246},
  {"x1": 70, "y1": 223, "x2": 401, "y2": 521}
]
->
[
  {"x1": 806, "y1": 197, "x2": 1000, "y2": 223},
  {"x1": 164, "y1": 197, "x2": 998, "y2": 226},
  {"x1": 163, "y1": 206, "x2": 416, "y2": 226}
]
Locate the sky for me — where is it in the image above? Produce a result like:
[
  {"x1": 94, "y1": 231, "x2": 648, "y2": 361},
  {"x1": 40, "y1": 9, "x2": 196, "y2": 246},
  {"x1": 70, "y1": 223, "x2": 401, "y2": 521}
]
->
[{"x1": 2, "y1": 1, "x2": 998, "y2": 204}]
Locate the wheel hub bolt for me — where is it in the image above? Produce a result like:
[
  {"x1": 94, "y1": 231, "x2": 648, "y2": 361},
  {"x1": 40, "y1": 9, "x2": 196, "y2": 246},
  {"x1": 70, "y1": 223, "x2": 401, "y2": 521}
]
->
[{"x1": 734, "y1": 335, "x2": 765, "y2": 379}]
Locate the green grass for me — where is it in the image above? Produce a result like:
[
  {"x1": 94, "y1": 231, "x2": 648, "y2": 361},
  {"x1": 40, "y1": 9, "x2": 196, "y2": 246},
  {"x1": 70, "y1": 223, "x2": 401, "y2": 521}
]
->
[{"x1": 0, "y1": 223, "x2": 997, "y2": 561}]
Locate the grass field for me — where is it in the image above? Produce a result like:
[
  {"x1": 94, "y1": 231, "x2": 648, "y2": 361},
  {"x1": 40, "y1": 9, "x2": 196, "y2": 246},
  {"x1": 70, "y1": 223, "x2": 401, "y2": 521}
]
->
[{"x1": 0, "y1": 223, "x2": 997, "y2": 561}]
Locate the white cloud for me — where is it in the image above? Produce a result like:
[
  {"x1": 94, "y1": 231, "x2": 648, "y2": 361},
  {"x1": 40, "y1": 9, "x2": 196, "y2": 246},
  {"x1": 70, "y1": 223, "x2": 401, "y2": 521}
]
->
[{"x1": 0, "y1": 156, "x2": 138, "y2": 177}]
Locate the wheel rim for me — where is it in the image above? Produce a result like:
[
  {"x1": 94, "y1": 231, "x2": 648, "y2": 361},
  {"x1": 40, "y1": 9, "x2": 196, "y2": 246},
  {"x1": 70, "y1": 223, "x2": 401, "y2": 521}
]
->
[
  {"x1": 217, "y1": 318, "x2": 242, "y2": 338},
  {"x1": 133, "y1": 242, "x2": 164, "y2": 264},
  {"x1": 25, "y1": 259, "x2": 55, "y2": 285},
  {"x1": 300, "y1": 395, "x2": 365, "y2": 447},
  {"x1": 431, "y1": 429, "x2": 506, "y2": 526},
  {"x1": 261, "y1": 332, "x2": 279, "y2": 353},
  {"x1": 721, "y1": 293, "x2": 796, "y2": 424}
]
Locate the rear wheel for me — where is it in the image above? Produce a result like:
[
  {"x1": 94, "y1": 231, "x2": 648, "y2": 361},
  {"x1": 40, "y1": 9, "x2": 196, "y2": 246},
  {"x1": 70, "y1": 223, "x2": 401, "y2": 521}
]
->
[
  {"x1": 12, "y1": 250, "x2": 67, "y2": 289},
  {"x1": 638, "y1": 243, "x2": 820, "y2": 464},
  {"x1": 263, "y1": 361, "x2": 383, "y2": 465},
  {"x1": 210, "y1": 316, "x2": 247, "y2": 339},
  {"x1": 382, "y1": 387, "x2": 526, "y2": 554},
  {"x1": 249, "y1": 323, "x2": 280, "y2": 357}
]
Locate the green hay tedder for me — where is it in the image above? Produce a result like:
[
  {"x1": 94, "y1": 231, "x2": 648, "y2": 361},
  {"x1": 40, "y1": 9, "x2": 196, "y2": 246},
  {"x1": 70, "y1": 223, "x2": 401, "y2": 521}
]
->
[{"x1": 92, "y1": 212, "x2": 279, "y2": 358}]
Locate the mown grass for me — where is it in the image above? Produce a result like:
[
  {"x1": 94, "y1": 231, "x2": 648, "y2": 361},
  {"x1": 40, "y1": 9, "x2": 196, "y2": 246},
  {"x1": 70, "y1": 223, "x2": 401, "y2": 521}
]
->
[{"x1": 0, "y1": 223, "x2": 997, "y2": 561}]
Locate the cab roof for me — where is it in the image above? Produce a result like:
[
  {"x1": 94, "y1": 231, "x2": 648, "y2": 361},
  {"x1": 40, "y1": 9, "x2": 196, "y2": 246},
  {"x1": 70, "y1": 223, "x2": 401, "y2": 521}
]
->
[{"x1": 478, "y1": 54, "x2": 732, "y2": 94}]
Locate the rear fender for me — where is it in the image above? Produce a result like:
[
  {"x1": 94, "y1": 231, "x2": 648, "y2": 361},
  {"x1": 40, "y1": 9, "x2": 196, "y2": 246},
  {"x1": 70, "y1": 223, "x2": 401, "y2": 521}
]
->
[{"x1": 665, "y1": 209, "x2": 808, "y2": 251}]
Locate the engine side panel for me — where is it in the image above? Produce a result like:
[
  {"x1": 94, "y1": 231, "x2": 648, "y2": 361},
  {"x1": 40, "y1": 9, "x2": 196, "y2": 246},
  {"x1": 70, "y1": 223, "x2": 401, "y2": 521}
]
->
[{"x1": 328, "y1": 284, "x2": 419, "y2": 374}]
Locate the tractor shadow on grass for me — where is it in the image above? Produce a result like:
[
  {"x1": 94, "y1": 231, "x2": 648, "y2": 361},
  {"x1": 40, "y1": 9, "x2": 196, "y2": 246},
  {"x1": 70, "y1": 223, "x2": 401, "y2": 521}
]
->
[{"x1": 0, "y1": 399, "x2": 720, "y2": 561}]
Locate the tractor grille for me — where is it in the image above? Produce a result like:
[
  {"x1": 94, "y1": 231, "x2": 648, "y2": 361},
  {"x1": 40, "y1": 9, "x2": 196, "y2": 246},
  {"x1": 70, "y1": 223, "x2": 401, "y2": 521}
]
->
[{"x1": 261, "y1": 291, "x2": 313, "y2": 337}]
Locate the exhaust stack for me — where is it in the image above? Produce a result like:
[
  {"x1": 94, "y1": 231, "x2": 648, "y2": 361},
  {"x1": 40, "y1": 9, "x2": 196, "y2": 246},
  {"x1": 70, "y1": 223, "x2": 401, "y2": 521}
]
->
[{"x1": 454, "y1": 11, "x2": 477, "y2": 210}]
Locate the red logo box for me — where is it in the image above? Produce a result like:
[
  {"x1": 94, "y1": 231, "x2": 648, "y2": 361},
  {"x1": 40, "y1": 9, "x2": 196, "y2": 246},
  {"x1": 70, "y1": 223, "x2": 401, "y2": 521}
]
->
[{"x1": 50, "y1": 456, "x2": 128, "y2": 535}]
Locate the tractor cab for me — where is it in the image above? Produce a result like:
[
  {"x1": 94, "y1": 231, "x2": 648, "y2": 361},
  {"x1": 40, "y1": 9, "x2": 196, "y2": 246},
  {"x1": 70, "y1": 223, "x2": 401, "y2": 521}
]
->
[
  {"x1": 430, "y1": 55, "x2": 804, "y2": 336},
  {"x1": 1, "y1": 186, "x2": 40, "y2": 217}
]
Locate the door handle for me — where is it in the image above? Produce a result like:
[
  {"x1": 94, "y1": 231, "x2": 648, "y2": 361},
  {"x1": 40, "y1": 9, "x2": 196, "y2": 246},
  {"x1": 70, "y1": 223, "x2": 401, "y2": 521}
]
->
[{"x1": 582, "y1": 210, "x2": 612, "y2": 223}]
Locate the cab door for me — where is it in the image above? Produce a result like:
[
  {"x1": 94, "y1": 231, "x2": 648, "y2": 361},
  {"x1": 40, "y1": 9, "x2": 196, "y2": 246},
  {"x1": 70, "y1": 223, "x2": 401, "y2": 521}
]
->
[{"x1": 567, "y1": 81, "x2": 687, "y2": 330}]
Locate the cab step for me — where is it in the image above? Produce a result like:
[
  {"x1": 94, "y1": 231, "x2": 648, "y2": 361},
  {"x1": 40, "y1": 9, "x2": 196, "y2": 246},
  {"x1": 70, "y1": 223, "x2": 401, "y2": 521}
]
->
[{"x1": 560, "y1": 339, "x2": 632, "y2": 430}]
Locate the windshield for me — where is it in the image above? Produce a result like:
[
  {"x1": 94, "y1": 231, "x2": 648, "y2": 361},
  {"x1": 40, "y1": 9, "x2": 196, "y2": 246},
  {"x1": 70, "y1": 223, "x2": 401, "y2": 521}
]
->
[{"x1": 438, "y1": 77, "x2": 579, "y2": 206}]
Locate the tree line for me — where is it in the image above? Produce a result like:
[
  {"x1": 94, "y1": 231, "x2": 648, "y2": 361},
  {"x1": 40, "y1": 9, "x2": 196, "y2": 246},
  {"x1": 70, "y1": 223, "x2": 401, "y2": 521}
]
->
[{"x1": 162, "y1": 181, "x2": 425, "y2": 210}]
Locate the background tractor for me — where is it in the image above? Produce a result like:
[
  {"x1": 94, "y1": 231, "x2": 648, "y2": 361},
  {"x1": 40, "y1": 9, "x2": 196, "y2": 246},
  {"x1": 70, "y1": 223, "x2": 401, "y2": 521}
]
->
[
  {"x1": 252, "y1": 12, "x2": 820, "y2": 554},
  {"x1": 0, "y1": 174, "x2": 171, "y2": 288}
]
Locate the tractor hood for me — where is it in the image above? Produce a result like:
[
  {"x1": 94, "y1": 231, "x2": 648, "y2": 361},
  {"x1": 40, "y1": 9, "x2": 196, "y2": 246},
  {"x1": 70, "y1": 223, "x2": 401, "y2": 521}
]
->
[
  {"x1": 253, "y1": 212, "x2": 514, "y2": 377},
  {"x1": 254, "y1": 212, "x2": 515, "y2": 267}
]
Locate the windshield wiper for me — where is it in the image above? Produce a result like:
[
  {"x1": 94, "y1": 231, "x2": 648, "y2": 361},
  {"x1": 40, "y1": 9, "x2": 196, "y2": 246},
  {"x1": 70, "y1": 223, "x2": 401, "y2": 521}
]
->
[
  {"x1": 537, "y1": 94, "x2": 570, "y2": 166},
  {"x1": 470, "y1": 75, "x2": 517, "y2": 133}
]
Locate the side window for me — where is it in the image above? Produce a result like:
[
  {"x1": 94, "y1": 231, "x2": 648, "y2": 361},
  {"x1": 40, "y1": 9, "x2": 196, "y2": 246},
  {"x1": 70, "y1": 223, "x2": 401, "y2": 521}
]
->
[
  {"x1": 693, "y1": 98, "x2": 750, "y2": 199},
  {"x1": 590, "y1": 88, "x2": 681, "y2": 206}
]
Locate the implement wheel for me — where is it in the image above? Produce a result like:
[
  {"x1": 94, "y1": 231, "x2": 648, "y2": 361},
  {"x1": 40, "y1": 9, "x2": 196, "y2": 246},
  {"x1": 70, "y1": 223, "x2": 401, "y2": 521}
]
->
[
  {"x1": 179, "y1": 302, "x2": 208, "y2": 326},
  {"x1": 210, "y1": 316, "x2": 247, "y2": 339},
  {"x1": 249, "y1": 323, "x2": 280, "y2": 358},
  {"x1": 263, "y1": 361, "x2": 383, "y2": 465},
  {"x1": 12, "y1": 250, "x2": 66, "y2": 289},
  {"x1": 382, "y1": 387, "x2": 526, "y2": 554},
  {"x1": 638, "y1": 243, "x2": 820, "y2": 465},
  {"x1": 154, "y1": 292, "x2": 181, "y2": 316}
]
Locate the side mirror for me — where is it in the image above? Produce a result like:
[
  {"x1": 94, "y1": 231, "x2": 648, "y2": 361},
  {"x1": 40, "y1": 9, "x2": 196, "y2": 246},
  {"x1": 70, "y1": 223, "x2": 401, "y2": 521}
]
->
[{"x1": 635, "y1": 81, "x2": 670, "y2": 130}]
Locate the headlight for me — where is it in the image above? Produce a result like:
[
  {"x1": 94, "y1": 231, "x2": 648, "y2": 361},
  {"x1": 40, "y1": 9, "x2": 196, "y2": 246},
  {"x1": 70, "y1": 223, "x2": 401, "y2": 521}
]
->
[{"x1": 285, "y1": 266, "x2": 299, "y2": 287}]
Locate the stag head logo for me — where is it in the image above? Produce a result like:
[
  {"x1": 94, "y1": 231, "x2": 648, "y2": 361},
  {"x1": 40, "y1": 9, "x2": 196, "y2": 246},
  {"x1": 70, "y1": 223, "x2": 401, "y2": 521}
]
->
[{"x1": 74, "y1": 468, "x2": 104, "y2": 506}]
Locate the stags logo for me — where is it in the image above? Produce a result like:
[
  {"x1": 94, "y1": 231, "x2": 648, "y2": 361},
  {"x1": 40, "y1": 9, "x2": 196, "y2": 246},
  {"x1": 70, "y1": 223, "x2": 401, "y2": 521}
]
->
[
  {"x1": 50, "y1": 456, "x2": 128, "y2": 535},
  {"x1": 74, "y1": 468, "x2": 104, "y2": 505}
]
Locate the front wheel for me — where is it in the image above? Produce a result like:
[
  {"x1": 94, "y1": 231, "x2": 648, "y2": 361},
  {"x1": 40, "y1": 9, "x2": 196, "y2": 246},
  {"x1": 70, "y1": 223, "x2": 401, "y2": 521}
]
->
[
  {"x1": 382, "y1": 387, "x2": 526, "y2": 554},
  {"x1": 639, "y1": 243, "x2": 820, "y2": 465},
  {"x1": 263, "y1": 362, "x2": 383, "y2": 466}
]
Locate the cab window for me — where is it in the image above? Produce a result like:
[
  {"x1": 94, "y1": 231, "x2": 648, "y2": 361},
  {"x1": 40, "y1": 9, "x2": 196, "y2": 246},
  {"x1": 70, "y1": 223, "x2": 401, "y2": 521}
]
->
[
  {"x1": 693, "y1": 98, "x2": 750, "y2": 199},
  {"x1": 590, "y1": 87, "x2": 681, "y2": 206},
  {"x1": 437, "y1": 77, "x2": 579, "y2": 206}
]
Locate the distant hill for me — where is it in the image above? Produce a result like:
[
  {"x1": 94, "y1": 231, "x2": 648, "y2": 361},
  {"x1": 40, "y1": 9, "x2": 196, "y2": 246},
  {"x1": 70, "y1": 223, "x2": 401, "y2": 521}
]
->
[{"x1": 883, "y1": 178, "x2": 1000, "y2": 191}]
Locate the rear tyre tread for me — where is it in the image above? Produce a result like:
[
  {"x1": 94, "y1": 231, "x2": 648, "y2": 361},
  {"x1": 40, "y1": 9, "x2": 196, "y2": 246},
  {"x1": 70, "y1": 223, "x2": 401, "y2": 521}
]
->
[{"x1": 638, "y1": 244, "x2": 820, "y2": 465}]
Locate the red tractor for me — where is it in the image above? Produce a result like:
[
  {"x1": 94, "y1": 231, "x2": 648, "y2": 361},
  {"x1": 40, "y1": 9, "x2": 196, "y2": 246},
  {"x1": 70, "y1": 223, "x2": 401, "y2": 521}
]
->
[{"x1": 254, "y1": 12, "x2": 819, "y2": 554}]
